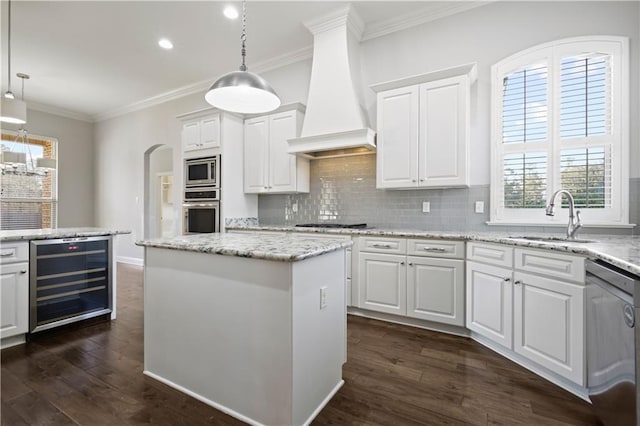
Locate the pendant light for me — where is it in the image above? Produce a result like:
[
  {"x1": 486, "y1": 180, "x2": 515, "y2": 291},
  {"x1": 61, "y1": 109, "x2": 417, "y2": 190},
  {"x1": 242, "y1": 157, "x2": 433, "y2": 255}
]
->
[
  {"x1": 1, "y1": 0, "x2": 27, "y2": 124},
  {"x1": 204, "y1": 1, "x2": 280, "y2": 114}
]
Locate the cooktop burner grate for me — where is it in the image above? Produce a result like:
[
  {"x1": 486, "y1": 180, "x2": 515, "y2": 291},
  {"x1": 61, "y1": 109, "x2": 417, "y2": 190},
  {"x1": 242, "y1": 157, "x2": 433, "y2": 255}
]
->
[{"x1": 295, "y1": 223, "x2": 368, "y2": 229}]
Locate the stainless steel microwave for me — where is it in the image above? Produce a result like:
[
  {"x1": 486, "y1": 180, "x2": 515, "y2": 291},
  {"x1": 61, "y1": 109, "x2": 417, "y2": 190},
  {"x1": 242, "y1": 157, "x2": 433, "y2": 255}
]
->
[{"x1": 185, "y1": 155, "x2": 220, "y2": 188}]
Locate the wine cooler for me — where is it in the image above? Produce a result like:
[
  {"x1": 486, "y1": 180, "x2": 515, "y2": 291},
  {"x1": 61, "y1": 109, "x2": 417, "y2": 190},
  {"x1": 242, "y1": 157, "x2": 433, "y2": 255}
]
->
[{"x1": 30, "y1": 236, "x2": 112, "y2": 333}]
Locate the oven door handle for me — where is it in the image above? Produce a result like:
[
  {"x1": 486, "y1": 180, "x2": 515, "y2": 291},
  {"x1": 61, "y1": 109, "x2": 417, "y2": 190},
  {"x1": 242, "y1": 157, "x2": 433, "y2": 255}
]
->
[{"x1": 182, "y1": 203, "x2": 219, "y2": 208}]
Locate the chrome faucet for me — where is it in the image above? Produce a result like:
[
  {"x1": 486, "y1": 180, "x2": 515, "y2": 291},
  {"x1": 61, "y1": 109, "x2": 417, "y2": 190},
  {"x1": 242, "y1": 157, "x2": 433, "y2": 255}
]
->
[{"x1": 545, "y1": 189, "x2": 582, "y2": 240}]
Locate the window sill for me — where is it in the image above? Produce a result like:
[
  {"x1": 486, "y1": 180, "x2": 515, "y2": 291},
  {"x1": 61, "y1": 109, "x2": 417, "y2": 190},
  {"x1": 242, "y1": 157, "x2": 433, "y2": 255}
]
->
[{"x1": 486, "y1": 221, "x2": 636, "y2": 229}]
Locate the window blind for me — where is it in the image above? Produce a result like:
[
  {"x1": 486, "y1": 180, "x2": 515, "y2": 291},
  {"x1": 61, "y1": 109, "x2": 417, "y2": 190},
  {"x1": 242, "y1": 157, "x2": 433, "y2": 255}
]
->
[
  {"x1": 502, "y1": 63, "x2": 548, "y2": 144},
  {"x1": 560, "y1": 147, "x2": 610, "y2": 208},
  {"x1": 503, "y1": 152, "x2": 547, "y2": 208},
  {"x1": 560, "y1": 54, "x2": 611, "y2": 139}
]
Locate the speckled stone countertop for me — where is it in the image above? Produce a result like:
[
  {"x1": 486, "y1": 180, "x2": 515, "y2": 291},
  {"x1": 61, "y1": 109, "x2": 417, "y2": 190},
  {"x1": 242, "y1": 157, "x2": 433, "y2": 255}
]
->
[
  {"x1": 0, "y1": 227, "x2": 131, "y2": 242},
  {"x1": 136, "y1": 233, "x2": 353, "y2": 262},
  {"x1": 227, "y1": 225, "x2": 640, "y2": 276}
]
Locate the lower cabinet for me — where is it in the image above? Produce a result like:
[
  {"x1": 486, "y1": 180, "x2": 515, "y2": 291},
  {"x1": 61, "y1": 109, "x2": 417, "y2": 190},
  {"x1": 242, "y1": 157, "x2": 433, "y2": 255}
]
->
[
  {"x1": 357, "y1": 238, "x2": 465, "y2": 326},
  {"x1": 358, "y1": 252, "x2": 406, "y2": 315},
  {"x1": 466, "y1": 242, "x2": 585, "y2": 386},
  {"x1": 1, "y1": 260, "x2": 29, "y2": 340},
  {"x1": 466, "y1": 260, "x2": 513, "y2": 349},
  {"x1": 513, "y1": 271, "x2": 585, "y2": 385}
]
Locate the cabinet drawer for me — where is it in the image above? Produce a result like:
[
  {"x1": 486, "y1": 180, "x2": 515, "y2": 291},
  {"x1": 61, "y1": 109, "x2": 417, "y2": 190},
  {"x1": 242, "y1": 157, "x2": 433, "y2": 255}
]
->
[
  {"x1": 359, "y1": 237, "x2": 406, "y2": 254},
  {"x1": 407, "y1": 239, "x2": 464, "y2": 259},
  {"x1": 0, "y1": 241, "x2": 29, "y2": 264},
  {"x1": 514, "y1": 248, "x2": 585, "y2": 284},
  {"x1": 466, "y1": 242, "x2": 513, "y2": 268}
]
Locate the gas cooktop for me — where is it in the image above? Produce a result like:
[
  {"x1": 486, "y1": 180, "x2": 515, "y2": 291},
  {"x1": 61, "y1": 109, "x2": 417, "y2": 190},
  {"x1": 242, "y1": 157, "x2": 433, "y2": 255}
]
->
[{"x1": 295, "y1": 223, "x2": 368, "y2": 229}]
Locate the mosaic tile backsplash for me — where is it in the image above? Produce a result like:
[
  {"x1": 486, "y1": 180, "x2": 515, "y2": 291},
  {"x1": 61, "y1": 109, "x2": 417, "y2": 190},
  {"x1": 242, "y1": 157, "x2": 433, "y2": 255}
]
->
[{"x1": 258, "y1": 155, "x2": 639, "y2": 235}]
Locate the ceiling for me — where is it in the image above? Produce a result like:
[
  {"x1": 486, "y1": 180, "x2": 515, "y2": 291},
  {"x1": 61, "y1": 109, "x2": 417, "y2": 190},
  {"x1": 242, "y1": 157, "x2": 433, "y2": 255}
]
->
[{"x1": 0, "y1": 1, "x2": 486, "y2": 122}]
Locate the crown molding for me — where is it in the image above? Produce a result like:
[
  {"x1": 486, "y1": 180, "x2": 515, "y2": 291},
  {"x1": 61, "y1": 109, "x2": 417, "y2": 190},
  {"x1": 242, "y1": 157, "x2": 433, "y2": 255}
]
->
[
  {"x1": 93, "y1": 45, "x2": 314, "y2": 123},
  {"x1": 27, "y1": 101, "x2": 93, "y2": 123},
  {"x1": 92, "y1": 2, "x2": 491, "y2": 123},
  {"x1": 362, "y1": 1, "x2": 491, "y2": 42}
]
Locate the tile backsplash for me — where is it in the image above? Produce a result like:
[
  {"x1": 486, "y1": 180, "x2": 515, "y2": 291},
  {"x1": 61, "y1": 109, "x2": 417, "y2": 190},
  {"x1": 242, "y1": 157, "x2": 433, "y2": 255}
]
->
[{"x1": 258, "y1": 155, "x2": 638, "y2": 235}]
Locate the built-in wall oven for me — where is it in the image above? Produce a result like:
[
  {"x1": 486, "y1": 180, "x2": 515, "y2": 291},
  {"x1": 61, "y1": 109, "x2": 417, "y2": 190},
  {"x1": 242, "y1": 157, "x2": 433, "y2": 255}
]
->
[
  {"x1": 30, "y1": 236, "x2": 112, "y2": 333},
  {"x1": 183, "y1": 154, "x2": 221, "y2": 234}
]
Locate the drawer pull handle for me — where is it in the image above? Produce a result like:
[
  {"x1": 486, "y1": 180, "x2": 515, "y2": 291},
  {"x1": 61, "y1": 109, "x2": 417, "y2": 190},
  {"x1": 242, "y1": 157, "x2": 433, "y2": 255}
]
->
[
  {"x1": 372, "y1": 244, "x2": 393, "y2": 249},
  {"x1": 0, "y1": 250, "x2": 14, "y2": 257},
  {"x1": 422, "y1": 247, "x2": 446, "y2": 252},
  {"x1": 20, "y1": 270, "x2": 27, "y2": 274},
  {"x1": 514, "y1": 280, "x2": 522, "y2": 285},
  {"x1": 504, "y1": 278, "x2": 511, "y2": 282}
]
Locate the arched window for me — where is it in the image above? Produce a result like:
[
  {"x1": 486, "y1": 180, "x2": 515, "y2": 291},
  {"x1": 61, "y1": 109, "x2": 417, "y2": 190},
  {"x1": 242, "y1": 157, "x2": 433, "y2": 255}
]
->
[{"x1": 490, "y1": 36, "x2": 629, "y2": 226}]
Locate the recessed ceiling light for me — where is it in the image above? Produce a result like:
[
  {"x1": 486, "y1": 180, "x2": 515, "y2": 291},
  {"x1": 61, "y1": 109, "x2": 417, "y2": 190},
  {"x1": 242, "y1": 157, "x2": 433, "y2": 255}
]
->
[
  {"x1": 158, "y1": 38, "x2": 173, "y2": 50},
  {"x1": 223, "y1": 6, "x2": 239, "y2": 20}
]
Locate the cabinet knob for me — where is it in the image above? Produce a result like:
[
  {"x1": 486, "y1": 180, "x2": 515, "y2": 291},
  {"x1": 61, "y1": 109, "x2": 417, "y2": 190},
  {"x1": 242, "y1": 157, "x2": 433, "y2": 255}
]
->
[
  {"x1": 400, "y1": 261, "x2": 405, "y2": 266},
  {"x1": 419, "y1": 179, "x2": 425, "y2": 182},
  {"x1": 412, "y1": 179, "x2": 417, "y2": 183},
  {"x1": 504, "y1": 278, "x2": 511, "y2": 282},
  {"x1": 408, "y1": 262, "x2": 414, "y2": 266},
  {"x1": 20, "y1": 270, "x2": 27, "y2": 274},
  {"x1": 514, "y1": 280, "x2": 522, "y2": 285}
]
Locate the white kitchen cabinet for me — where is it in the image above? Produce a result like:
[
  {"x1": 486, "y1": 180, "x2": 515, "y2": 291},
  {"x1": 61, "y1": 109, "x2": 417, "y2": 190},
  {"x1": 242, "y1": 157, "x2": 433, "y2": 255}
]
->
[
  {"x1": 372, "y1": 64, "x2": 476, "y2": 189},
  {"x1": 355, "y1": 237, "x2": 465, "y2": 326},
  {"x1": 466, "y1": 260, "x2": 513, "y2": 349},
  {"x1": 182, "y1": 113, "x2": 220, "y2": 153},
  {"x1": 358, "y1": 252, "x2": 406, "y2": 316},
  {"x1": 244, "y1": 105, "x2": 309, "y2": 194},
  {"x1": 513, "y1": 271, "x2": 585, "y2": 385},
  {"x1": 1, "y1": 242, "x2": 29, "y2": 342},
  {"x1": 407, "y1": 256, "x2": 465, "y2": 326}
]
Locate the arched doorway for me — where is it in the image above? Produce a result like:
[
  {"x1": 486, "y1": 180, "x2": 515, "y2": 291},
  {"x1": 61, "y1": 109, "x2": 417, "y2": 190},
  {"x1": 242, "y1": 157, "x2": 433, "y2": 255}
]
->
[{"x1": 144, "y1": 144, "x2": 175, "y2": 239}]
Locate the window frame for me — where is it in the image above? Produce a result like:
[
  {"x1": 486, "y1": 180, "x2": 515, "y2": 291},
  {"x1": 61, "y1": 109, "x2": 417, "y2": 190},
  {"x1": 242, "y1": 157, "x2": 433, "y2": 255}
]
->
[
  {"x1": 1, "y1": 130, "x2": 59, "y2": 230},
  {"x1": 490, "y1": 36, "x2": 630, "y2": 227}
]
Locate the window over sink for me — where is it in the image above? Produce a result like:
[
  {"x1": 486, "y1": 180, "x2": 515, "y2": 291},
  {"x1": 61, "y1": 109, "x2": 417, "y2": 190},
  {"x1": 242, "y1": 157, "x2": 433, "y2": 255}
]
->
[
  {"x1": 1, "y1": 131, "x2": 58, "y2": 230},
  {"x1": 490, "y1": 36, "x2": 629, "y2": 226}
]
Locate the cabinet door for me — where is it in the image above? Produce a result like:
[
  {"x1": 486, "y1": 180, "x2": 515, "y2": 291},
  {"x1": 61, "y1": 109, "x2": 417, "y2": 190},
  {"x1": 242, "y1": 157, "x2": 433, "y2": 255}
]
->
[
  {"x1": 244, "y1": 116, "x2": 269, "y2": 193},
  {"x1": 358, "y1": 253, "x2": 406, "y2": 315},
  {"x1": 514, "y1": 271, "x2": 585, "y2": 385},
  {"x1": 376, "y1": 86, "x2": 419, "y2": 189},
  {"x1": 200, "y1": 115, "x2": 221, "y2": 149},
  {"x1": 1, "y1": 262, "x2": 29, "y2": 339},
  {"x1": 182, "y1": 121, "x2": 201, "y2": 152},
  {"x1": 268, "y1": 111, "x2": 297, "y2": 192},
  {"x1": 407, "y1": 257, "x2": 465, "y2": 326},
  {"x1": 466, "y1": 261, "x2": 513, "y2": 349},
  {"x1": 418, "y1": 75, "x2": 469, "y2": 187}
]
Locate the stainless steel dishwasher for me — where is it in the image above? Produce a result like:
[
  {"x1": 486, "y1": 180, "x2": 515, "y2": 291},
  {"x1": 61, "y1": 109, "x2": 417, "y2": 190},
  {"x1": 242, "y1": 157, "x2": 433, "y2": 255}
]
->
[{"x1": 586, "y1": 259, "x2": 640, "y2": 426}]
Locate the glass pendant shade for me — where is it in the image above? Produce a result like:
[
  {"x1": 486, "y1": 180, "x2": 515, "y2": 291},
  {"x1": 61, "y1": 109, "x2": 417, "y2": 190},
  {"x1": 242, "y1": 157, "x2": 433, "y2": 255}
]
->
[
  {"x1": 1, "y1": 97, "x2": 27, "y2": 124},
  {"x1": 205, "y1": 70, "x2": 280, "y2": 114}
]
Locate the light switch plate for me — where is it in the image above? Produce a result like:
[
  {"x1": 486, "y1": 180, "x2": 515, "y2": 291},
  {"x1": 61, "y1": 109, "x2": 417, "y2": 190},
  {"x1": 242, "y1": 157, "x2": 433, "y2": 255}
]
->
[
  {"x1": 320, "y1": 287, "x2": 328, "y2": 310},
  {"x1": 422, "y1": 201, "x2": 430, "y2": 213},
  {"x1": 475, "y1": 201, "x2": 485, "y2": 214}
]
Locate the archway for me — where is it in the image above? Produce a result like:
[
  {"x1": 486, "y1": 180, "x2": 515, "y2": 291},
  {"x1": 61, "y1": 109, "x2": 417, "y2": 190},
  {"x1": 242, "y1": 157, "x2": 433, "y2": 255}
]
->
[{"x1": 143, "y1": 144, "x2": 175, "y2": 239}]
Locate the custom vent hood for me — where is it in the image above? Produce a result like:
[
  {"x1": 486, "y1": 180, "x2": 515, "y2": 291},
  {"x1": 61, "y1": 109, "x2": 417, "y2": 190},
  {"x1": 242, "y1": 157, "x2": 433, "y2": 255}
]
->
[{"x1": 288, "y1": 6, "x2": 376, "y2": 160}]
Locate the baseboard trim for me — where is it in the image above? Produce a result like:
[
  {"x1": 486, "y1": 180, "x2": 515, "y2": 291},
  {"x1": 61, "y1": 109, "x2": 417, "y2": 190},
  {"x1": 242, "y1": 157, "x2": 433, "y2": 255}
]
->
[
  {"x1": 143, "y1": 370, "x2": 265, "y2": 426},
  {"x1": 1, "y1": 334, "x2": 26, "y2": 350},
  {"x1": 116, "y1": 256, "x2": 143, "y2": 266},
  {"x1": 301, "y1": 380, "x2": 344, "y2": 426}
]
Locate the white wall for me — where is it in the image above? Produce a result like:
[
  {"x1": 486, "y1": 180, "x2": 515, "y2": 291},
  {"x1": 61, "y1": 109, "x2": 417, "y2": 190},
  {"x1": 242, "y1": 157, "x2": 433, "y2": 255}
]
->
[
  {"x1": 2, "y1": 108, "x2": 95, "y2": 227},
  {"x1": 94, "y1": 1, "x2": 639, "y2": 261},
  {"x1": 359, "y1": 0, "x2": 640, "y2": 183}
]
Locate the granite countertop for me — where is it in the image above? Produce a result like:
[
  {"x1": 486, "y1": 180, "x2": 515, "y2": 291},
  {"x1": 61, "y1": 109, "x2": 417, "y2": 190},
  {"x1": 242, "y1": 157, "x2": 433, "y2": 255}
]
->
[
  {"x1": 227, "y1": 225, "x2": 640, "y2": 276},
  {"x1": 135, "y1": 233, "x2": 353, "y2": 262},
  {"x1": 0, "y1": 227, "x2": 131, "y2": 242}
]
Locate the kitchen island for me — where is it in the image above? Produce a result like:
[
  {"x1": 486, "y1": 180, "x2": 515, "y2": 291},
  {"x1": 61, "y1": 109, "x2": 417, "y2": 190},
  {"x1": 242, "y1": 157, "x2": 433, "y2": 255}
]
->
[{"x1": 136, "y1": 233, "x2": 353, "y2": 426}]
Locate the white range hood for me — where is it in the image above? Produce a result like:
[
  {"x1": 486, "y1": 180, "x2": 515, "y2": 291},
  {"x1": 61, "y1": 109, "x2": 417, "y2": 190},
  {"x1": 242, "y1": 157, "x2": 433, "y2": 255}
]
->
[{"x1": 288, "y1": 6, "x2": 376, "y2": 159}]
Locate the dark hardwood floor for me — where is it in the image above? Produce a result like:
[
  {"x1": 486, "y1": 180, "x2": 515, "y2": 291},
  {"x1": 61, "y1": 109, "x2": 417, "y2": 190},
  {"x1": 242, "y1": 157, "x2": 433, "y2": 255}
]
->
[{"x1": 1, "y1": 263, "x2": 600, "y2": 425}]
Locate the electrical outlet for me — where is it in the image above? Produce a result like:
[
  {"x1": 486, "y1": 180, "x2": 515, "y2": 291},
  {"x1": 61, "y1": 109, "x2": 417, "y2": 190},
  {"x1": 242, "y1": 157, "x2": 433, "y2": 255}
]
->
[
  {"x1": 320, "y1": 287, "x2": 328, "y2": 310},
  {"x1": 292, "y1": 202, "x2": 298, "y2": 213},
  {"x1": 422, "y1": 201, "x2": 430, "y2": 213},
  {"x1": 475, "y1": 201, "x2": 485, "y2": 214}
]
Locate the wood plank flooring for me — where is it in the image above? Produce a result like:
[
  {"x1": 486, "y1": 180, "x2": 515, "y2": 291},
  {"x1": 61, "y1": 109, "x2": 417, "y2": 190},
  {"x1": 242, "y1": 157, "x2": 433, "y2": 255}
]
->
[{"x1": 1, "y1": 263, "x2": 600, "y2": 425}]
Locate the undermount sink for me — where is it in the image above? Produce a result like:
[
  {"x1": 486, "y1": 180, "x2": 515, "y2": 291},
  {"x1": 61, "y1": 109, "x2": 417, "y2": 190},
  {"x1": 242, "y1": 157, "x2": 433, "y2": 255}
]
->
[{"x1": 512, "y1": 236, "x2": 599, "y2": 244}]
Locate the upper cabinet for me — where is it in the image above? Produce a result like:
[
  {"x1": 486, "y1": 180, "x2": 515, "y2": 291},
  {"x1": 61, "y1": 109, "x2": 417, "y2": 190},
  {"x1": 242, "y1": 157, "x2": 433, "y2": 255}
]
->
[
  {"x1": 244, "y1": 104, "x2": 309, "y2": 194},
  {"x1": 181, "y1": 113, "x2": 221, "y2": 154},
  {"x1": 371, "y1": 63, "x2": 476, "y2": 189}
]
